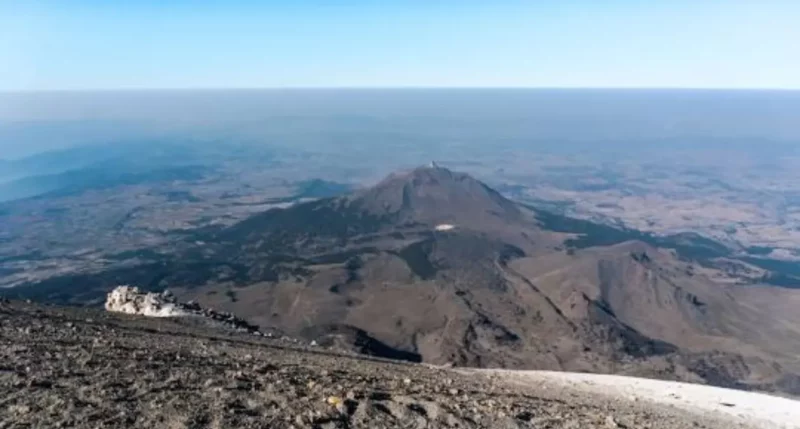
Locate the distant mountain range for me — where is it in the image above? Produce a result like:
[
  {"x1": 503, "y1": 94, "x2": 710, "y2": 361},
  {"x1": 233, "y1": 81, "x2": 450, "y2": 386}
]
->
[{"x1": 7, "y1": 165, "x2": 800, "y2": 395}]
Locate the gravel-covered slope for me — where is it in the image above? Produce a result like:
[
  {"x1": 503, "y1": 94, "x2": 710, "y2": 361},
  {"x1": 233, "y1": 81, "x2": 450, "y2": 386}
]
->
[{"x1": 0, "y1": 300, "x2": 758, "y2": 429}]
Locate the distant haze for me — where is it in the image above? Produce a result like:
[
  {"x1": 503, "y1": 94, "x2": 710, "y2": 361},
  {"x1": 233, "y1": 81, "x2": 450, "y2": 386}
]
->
[{"x1": 1, "y1": 89, "x2": 799, "y2": 160}]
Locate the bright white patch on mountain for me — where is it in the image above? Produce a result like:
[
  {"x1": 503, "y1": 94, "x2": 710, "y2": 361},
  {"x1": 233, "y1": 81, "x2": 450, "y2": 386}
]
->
[
  {"x1": 435, "y1": 224, "x2": 455, "y2": 231},
  {"x1": 105, "y1": 286, "x2": 186, "y2": 318},
  {"x1": 481, "y1": 370, "x2": 800, "y2": 429}
]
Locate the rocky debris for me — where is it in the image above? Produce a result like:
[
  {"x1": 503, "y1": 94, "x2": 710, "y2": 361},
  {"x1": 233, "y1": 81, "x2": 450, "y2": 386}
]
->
[
  {"x1": 105, "y1": 285, "x2": 265, "y2": 335},
  {"x1": 105, "y1": 286, "x2": 187, "y2": 317},
  {"x1": 0, "y1": 300, "x2": 746, "y2": 429}
]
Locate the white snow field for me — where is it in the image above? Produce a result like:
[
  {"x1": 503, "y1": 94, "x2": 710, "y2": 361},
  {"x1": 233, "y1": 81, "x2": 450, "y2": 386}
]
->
[{"x1": 484, "y1": 370, "x2": 800, "y2": 429}]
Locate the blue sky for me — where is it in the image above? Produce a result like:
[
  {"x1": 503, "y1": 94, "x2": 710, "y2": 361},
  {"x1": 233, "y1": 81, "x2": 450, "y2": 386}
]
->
[{"x1": 2, "y1": 1, "x2": 799, "y2": 90}]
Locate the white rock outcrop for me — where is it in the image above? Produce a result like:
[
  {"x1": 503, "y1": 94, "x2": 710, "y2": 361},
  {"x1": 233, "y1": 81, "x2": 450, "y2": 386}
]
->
[
  {"x1": 104, "y1": 285, "x2": 269, "y2": 335},
  {"x1": 105, "y1": 286, "x2": 187, "y2": 318}
]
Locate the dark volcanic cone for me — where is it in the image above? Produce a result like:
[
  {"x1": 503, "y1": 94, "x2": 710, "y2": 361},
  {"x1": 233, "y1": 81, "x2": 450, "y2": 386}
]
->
[
  {"x1": 347, "y1": 164, "x2": 524, "y2": 226},
  {"x1": 222, "y1": 164, "x2": 532, "y2": 249}
]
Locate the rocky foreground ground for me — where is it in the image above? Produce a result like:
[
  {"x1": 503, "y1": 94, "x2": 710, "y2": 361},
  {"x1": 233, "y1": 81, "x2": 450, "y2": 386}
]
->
[{"x1": 0, "y1": 300, "x2": 763, "y2": 429}]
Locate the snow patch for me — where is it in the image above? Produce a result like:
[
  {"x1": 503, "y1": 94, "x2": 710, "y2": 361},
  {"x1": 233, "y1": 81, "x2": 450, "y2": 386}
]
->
[
  {"x1": 481, "y1": 370, "x2": 800, "y2": 429},
  {"x1": 435, "y1": 224, "x2": 456, "y2": 231}
]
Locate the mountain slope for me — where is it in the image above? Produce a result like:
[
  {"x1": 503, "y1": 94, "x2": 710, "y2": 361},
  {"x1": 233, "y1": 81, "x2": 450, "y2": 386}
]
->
[
  {"x1": 9, "y1": 165, "x2": 800, "y2": 394},
  {"x1": 178, "y1": 166, "x2": 800, "y2": 391},
  {"x1": 2, "y1": 299, "x2": 754, "y2": 429}
]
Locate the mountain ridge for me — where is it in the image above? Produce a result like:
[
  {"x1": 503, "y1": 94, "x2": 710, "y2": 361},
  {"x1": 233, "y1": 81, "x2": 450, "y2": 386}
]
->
[{"x1": 6, "y1": 165, "x2": 800, "y2": 395}]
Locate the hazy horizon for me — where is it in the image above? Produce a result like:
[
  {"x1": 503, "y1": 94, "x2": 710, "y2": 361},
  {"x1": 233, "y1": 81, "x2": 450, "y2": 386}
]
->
[{"x1": 1, "y1": 88, "x2": 798, "y2": 162}]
